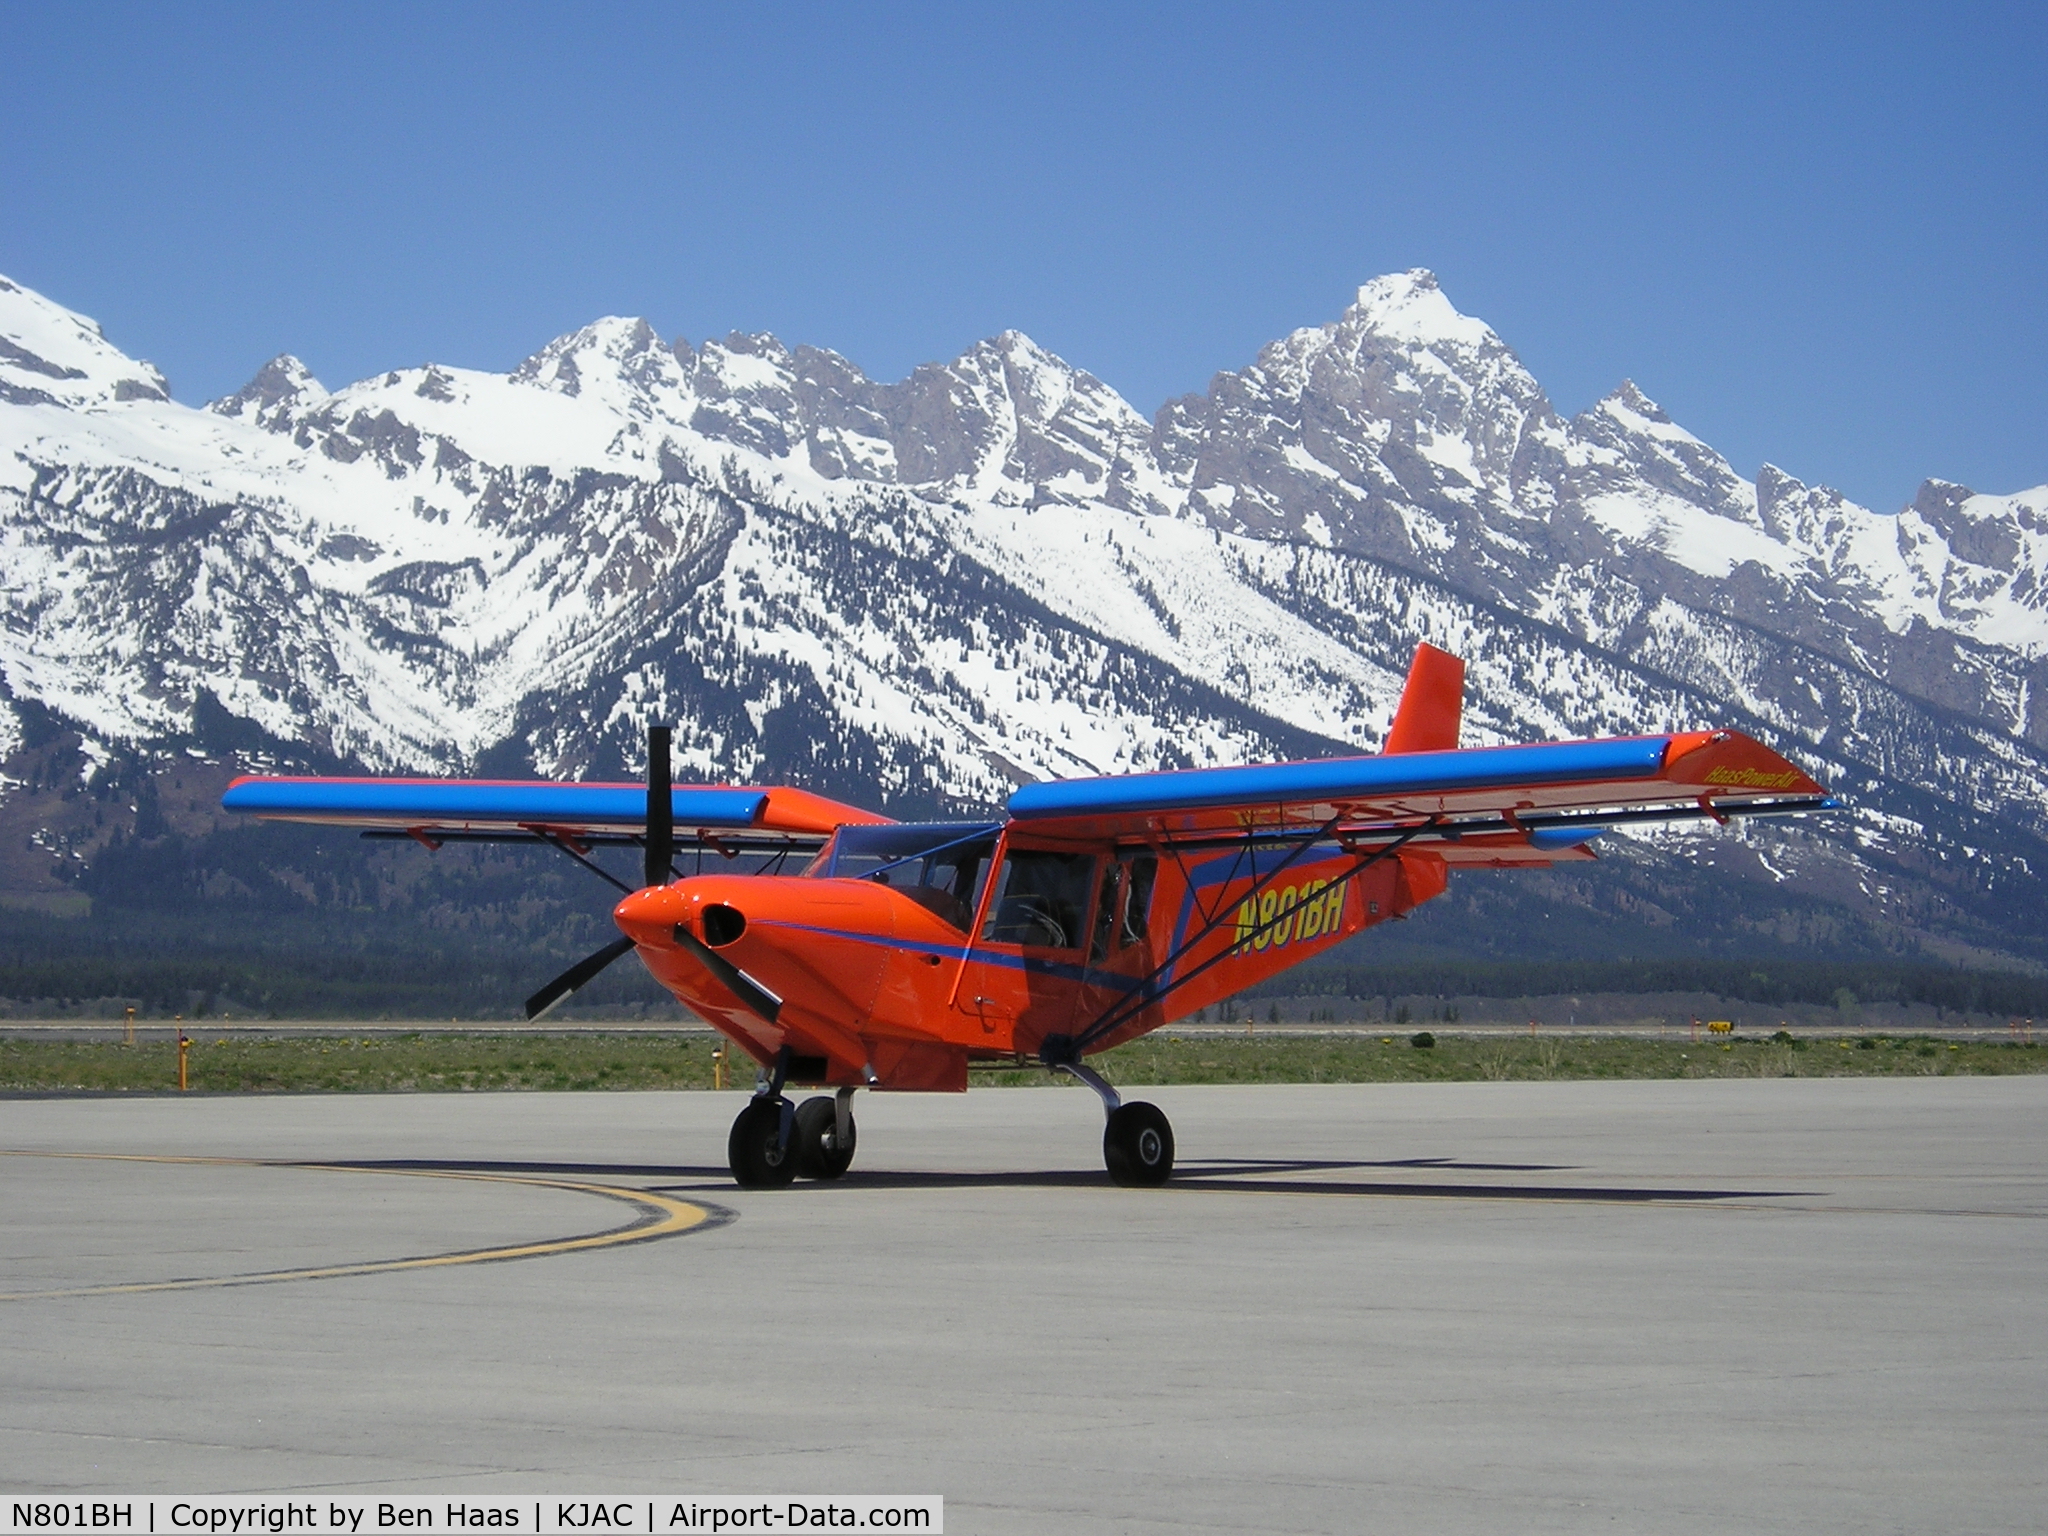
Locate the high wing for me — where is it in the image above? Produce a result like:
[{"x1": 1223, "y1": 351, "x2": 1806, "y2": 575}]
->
[
  {"x1": 220, "y1": 775, "x2": 888, "y2": 850},
  {"x1": 222, "y1": 756, "x2": 895, "y2": 1020},
  {"x1": 1007, "y1": 729, "x2": 1826, "y2": 847},
  {"x1": 1006, "y1": 644, "x2": 1827, "y2": 863}
]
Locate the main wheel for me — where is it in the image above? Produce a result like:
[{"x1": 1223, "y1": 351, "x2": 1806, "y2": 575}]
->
[
  {"x1": 794, "y1": 1094, "x2": 856, "y2": 1180},
  {"x1": 728, "y1": 1098, "x2": 798, "y2": 1188},
  {"x1": 1103, "y1": 1101, "x2": 1174, "y2": 1187}
]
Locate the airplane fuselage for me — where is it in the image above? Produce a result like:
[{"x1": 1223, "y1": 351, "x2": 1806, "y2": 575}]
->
[{"x1": 613, "y1": 821, "x2": 1451, "y2": 1091}]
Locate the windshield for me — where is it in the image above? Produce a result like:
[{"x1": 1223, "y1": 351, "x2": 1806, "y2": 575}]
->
[{"x1": 809, "y1": 821, "x2": 1002, "y2": 932}]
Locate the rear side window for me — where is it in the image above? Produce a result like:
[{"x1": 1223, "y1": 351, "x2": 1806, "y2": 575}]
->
[
  {"x1": 982, "y1": 850, "x2": 1096, "y2": 949},
  {"x1": 1089, "y1": 862, "x2": 1122, "y2": 961},
  {"x1": 1120, "y1": 855, "x2": 1157, "y2": 947},
  {"x1": 1088, "y1": 854, "x2": 1159, "y2": 959}
]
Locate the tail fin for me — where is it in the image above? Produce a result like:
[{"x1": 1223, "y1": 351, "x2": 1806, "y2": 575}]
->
[{"x1": 1382, "y1": 643, "x2": 1465, "y2": 755}]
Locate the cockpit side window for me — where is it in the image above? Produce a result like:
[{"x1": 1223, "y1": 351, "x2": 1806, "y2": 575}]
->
[
  {"x1": 902, "y1": 838, "x2": 996, "y2": 931},
  {"x1": 982, "y1": 849, "x2": 1097, "y2": 950}
]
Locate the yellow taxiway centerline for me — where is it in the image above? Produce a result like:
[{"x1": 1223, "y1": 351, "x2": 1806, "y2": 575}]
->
[{"x1": 0, "y1": 1151, "x2": 723, "y2": 1301}]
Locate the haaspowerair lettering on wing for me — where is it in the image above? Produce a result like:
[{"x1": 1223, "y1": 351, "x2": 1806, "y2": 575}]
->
[{"x1": 1701, "y1": 766, "x2": 1803, "y2": 789}]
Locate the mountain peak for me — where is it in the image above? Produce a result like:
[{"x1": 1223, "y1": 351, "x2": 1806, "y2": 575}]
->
[
  {"x1": 969, "y1": 329, "x2": 1101, "y2": 395},
  {"x1": 511, "y1": 316, "x2": 668, "y2": 397},
  {"x1": 1346, "y1": 269, "x2": 1496, "y2": 349},
  {"x1": 1911, "y1": 478, "x2": 1976, "y2": 519},
  {"x1": 1603, "y1": 380, "x2": 1668, "y2": 421},
  {"x1": 0, "y1": 271, "x2": 172, "y2": 407},
  {"x1": 983, "y1": 328, "x2": 1065, "y2": 371},
  {"x1": 1589, "y1": 381, "x2": 1713, "y2": 451},
  {"x1": 208, "y1": 354, "x2": 328, "y2": 423}
]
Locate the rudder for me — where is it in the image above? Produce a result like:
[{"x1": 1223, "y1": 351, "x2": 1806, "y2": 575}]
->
[{"x1": 1383, "y1": 643, "x2": 1464, "y2": 755}]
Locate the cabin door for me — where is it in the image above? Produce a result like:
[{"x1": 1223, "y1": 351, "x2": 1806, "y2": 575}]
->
[
  {"x1": 1066, "y1": 853, "x2": 1161, "y2": 1050},
  {"x1": 952, "y1": 842, "x2": 1099, "y2": 1056}
]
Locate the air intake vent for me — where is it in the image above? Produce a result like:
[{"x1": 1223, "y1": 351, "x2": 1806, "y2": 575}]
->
[{"x1": 701, "y1": 904, "x2": 746, "y2": 947}]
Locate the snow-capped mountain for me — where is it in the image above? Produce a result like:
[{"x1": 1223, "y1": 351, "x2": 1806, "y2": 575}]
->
[{"x1": 4, "y1": 267, "x2": 2046, "y2": 961}]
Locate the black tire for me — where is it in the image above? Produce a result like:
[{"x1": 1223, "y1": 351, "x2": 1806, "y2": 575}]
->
[
  {"x1": 794, "y1": 1095, "x2": 856, "y2": 1180},
  {"x1": 1103, "y1": 1101, "x2": 1174, "y2": 1187},
  {"x1": 728, "y1": 1098, "x2": 798, "y2": 1188}
]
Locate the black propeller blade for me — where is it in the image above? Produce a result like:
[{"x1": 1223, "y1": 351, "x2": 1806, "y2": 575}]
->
[
  {"x1": 523, "y1": 724, "x2": 675, "y2": 1022},
  {"x1": 673, "y1": 926, "x2": 783, "y2": 1024},
  {"x1": 525, "y1": 935, "x2": 634, "y2": 1021},
  {"x1": 645, "y1": 724, "x2": 673, "y2": 888}
]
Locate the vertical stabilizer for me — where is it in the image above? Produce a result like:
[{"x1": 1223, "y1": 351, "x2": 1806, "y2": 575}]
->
[{"x1": 1382, "y1": 643, "x2": 1465, "y2": 755}]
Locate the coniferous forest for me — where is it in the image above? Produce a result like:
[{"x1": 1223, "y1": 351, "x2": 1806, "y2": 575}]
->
[{"x1": 7, "y1": 810, "x2": 2044, "y2": 1021}]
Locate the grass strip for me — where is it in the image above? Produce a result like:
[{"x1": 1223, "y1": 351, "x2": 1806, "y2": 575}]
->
[
  {"x1": 1, "y1": 1030, "x2": 2043, "y2": 1094},
  {"x1": 0, "y1": 1032, "x2": 724, "y2": 1094},
  {"x1": 984, "y1": 1031, "x2": 2048, "y2": 1086}
]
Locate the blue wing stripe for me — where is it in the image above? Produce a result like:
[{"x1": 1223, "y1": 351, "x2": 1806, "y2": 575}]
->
[
  {"x1": 222, "y1": 779, "x2": 768, "y2": 830},
  {"x1": 1006, "y1": 737, "x2": 1671, "y2": 821}
]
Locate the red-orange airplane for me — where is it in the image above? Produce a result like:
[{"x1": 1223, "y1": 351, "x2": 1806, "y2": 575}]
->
[{"x1": 223, "y1": 644, "x2": 1828, "y2": 1188}]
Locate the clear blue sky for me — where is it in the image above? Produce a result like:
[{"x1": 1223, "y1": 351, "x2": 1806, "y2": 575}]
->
[{"x1": 3, "y1": 2, "x2": 2041, "y2": 511}]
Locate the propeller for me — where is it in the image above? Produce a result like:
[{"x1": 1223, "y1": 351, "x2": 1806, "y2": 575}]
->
[
  {"x1": 644, "y1": 724, "x2": 673, "y2": 888},
  {"x1": 524, "y1": 935, "x2": 634, "y2": 1021},
  {"x1": 523, "y1": 725, "x2": 673, "y2": 1022},
  {"x1": 672, "y1": 926, "x2": 783, "y2": 1024}
]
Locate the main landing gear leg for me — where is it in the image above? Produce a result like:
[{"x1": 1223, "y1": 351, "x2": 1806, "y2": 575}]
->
[
  {"x1": 1046, "y1": 1043, "x2": 1175, "y2": 1188},
  {"x1": 728, "y1": 1046, "x2": 798, "y2": 1189}
]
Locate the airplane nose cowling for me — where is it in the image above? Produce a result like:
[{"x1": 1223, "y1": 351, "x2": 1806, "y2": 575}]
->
[{"x1": 613, "y1": 884, "x2": 687, "y2": 946}]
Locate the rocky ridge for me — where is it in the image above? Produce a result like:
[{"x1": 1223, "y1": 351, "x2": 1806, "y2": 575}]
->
[{"x1": 3, "y1": 268, "x2": 2046, "y2": 962}]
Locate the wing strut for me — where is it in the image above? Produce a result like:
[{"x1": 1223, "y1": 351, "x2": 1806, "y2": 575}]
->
[
  {"x1": 1157, "y1": 825, "x2": 1251, "y2": 934},
  {"x1": 531, "y1": 826, "x2": 635, "y2": 894}
]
